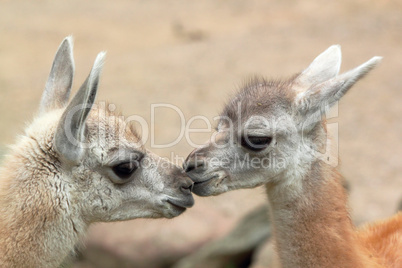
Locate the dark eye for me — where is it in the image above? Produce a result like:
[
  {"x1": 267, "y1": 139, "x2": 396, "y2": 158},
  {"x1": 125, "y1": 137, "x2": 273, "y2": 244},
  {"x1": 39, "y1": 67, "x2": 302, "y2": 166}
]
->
[
  {"x1": 241, "y1": 136, "x2": 272, "y2": 152},
  {"x1": 112, "y1": 162, "x2": 139, "y2": 180}
]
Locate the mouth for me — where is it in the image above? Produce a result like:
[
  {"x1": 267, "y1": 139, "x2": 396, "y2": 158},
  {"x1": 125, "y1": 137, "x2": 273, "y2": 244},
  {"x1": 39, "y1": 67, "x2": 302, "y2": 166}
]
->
[
  {"x1": 166, "y1": 196, "x2": 194, "y2": 216},
  {"x1": 193, "y1": 177, "x2": 214, "y2": 186},
  {"x1": 191, "y1": 172, "x2": 221, "y2": 185},
  {"x1": 191, "y1": 173, "x2": 227, "y2": 196}
]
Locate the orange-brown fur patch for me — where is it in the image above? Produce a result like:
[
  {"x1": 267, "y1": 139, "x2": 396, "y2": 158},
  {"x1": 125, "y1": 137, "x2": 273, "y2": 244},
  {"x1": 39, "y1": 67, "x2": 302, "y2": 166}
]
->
[{"x1": 357, "y1": 212, "x2": 402, "y2": 268}]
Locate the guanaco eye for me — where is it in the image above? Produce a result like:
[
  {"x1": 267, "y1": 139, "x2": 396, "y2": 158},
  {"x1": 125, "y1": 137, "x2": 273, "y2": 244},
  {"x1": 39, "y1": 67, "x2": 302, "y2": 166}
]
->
[
  {"x1": 112, "y1": 162, "x2": 139, "y2": 180},
  {"x1": 241, "y1": 136, "x2": 272, "y2": 152}
]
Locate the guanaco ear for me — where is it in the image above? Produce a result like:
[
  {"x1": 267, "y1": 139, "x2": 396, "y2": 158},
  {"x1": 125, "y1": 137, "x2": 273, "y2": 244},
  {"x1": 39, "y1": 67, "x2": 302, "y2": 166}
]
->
[
  {"x1": 54, "y1": 52, "x2": 106, "y2": 163},
  {"x1": 295, "y1": 56, "x2": 382, "y2": 130},
  {"x1": 39, "y1": 36, "x2": 75, "y2": 115},
  {"x1": 294, "y1": 45, "x2": 342, "y2": 91}
]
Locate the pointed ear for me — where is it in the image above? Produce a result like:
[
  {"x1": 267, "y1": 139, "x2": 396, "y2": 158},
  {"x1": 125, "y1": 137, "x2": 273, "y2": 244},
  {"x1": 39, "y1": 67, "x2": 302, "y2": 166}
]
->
[
  {"x1": 294, "y1": 45, "x2": 342, "y2": 91},
  {"x1": 295, "y1": 56, "x2": 382, "y2": 127},
  {"x1": 39, "y1": 36, "x2": 75, "y2": 115},
  {"x1": 54, "y1": 52, "x2": 106, "y2": 163}
]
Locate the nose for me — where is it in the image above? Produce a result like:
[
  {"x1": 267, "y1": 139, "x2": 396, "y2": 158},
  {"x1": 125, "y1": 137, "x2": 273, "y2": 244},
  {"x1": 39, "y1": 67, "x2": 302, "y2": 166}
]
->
[
  {"x1": 180, "y1": 179, "x2": 194, "y2": 194},
  {"x1": 183, "y1": 148, "x2": 205, "y2": 173}
]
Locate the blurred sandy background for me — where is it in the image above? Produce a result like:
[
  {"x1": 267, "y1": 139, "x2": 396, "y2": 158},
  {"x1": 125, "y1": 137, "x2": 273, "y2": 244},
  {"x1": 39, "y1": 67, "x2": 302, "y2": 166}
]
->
[{"x1": 0, "y1": 0, "x2": 401, "y2": 267}]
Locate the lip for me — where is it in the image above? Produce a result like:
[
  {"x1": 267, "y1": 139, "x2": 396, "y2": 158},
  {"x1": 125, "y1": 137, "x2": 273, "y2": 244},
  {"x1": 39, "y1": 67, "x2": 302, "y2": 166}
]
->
[
  {"x1": 190, "y1": 172, "x2": 228, "y2": 196},
  {"x1": 167, "y1": 201, "x2": 187, "y2": 215},
  {"x1": 167, "y1": 197, "x2": 194, "y2": 209},
  {"x1": 193, "y1": 177, "x2": 213, "y2": 186},
  {"x1": 192, "y1": 176, "x2": 216, "y2": 197},
  {"x1": 191, "y1": 173, "x2": 220, "y2": 185}
]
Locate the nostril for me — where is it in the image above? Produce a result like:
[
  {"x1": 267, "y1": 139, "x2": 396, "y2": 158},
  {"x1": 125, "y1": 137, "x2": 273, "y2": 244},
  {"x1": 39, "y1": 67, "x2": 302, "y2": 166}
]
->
[
  {"x1": 183, "y1": 162, "x2": 195, "y2": 173},
  {"x1": 181, "y1": 182, "x2": 194, "y2": 193},
  {"x1": 184, "y1": 161, "x2": 204, "y2": 173},
  {"x1": 189, "y1": 182, "x2": 194, "y2": 192}
]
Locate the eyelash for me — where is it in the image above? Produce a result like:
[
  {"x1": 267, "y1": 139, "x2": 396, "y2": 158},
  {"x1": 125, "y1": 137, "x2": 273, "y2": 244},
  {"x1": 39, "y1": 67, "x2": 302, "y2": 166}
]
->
[
  {"x1": 112, "y1": 161, "x2": 139, "y2": 180},
  {"x1": 241, "y1": 136, "x2": 272, "y2": 152},
  {"x1": 110, "y1": 153, "x2": 144, "y2": 183}
]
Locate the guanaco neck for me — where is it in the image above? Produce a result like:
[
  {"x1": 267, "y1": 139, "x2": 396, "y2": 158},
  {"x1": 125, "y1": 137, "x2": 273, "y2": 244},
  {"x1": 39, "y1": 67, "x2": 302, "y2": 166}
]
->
[
  {"x1": 265, "y1": 155, "x2": 366, "y2": 268},
  {"x1": 0, "y1": 137, "x2": 86, "y2": 267}
]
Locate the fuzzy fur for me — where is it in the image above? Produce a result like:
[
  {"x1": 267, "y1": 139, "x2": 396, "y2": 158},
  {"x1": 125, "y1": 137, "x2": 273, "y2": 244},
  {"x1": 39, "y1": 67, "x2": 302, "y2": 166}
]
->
[
  {"x1": 0, "y1": 37, "x2": 194, "y2": 267},
  {"x1": 185, "y1": 46, "x2": 400, "y2": 267}
]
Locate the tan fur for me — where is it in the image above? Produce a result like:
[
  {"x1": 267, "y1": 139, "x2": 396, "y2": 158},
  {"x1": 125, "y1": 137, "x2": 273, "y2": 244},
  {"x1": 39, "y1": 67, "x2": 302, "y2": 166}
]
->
[
  {"x1": 0, "y1": 112, "x2": 81, "y2": 267},
  {"x1": 0, "y1": 38, "x2": 194, "y2": 267}
]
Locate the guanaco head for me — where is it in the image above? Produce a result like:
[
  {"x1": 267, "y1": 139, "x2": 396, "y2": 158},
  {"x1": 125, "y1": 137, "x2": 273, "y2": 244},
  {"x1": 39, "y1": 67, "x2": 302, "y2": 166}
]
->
[
  {"x1": 184, "y1": 46, "x2": 381, "y2": 196},
  {"x1": 23, "y1": 37, "x2": 194, "y2": 222}
]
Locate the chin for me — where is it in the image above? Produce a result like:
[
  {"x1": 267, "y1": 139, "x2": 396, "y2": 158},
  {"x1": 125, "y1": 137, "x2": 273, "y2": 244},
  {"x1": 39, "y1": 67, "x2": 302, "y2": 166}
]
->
[
  {"x1": 165, "y1": 208, "x2": 187, "y2": 218},
  {"x1": 162, "y1": 205, "x2": 187, "y2": 218}
]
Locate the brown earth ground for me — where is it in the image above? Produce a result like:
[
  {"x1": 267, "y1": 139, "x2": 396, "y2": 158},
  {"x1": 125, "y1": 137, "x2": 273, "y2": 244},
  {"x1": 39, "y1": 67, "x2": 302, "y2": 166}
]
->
[{"x1": 0, "y1": 0, "x2": 401, "y2": 267}]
